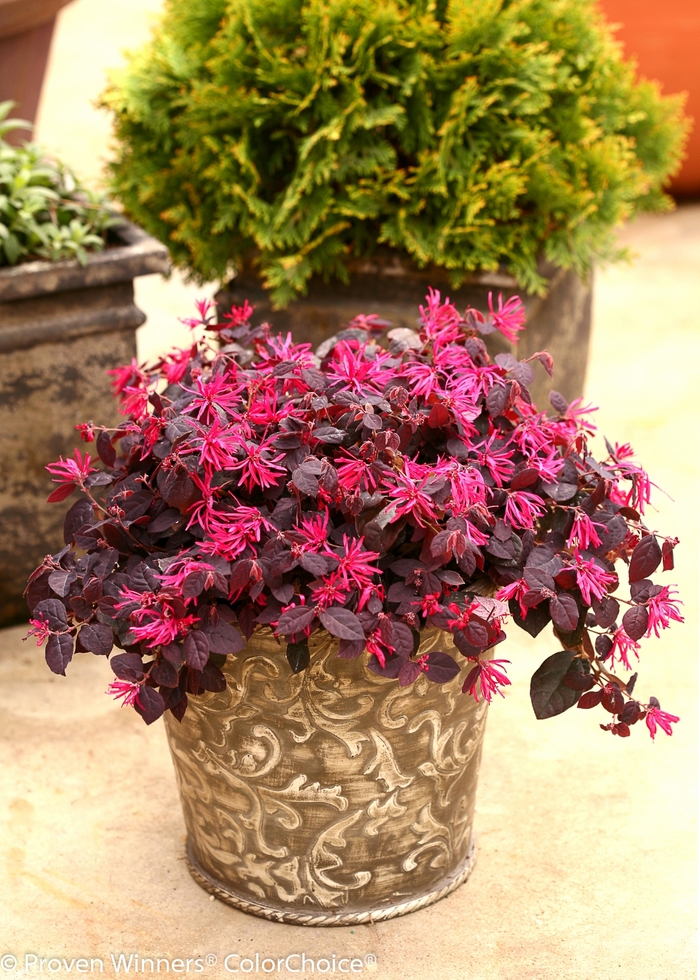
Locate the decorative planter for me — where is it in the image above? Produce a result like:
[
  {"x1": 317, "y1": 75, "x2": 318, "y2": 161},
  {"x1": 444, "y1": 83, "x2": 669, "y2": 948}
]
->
[
  {"x1": 598, "y1": 0, "x2": 700, "y2": 197},
  {"x1": 0, "y1": 221, "x2": 169, "y2": 626},
  {"x1": 0, "y1": 0, "x2": 74, "y2": 140},
  {"x1": 217, "y1": 251, "x2": 592, "y2": 411},
  {"x1": 165, "y1": 628, "x2": 488, "y2": 926}
]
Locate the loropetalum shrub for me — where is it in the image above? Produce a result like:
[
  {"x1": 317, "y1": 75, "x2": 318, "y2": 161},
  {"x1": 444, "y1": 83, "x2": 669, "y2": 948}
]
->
[
  {"x1": 102, "y1": 0, "x2": 688, "y2": 305},
  {"x1": 25, "y1": 293, "x2": 682, "y2": 739}
]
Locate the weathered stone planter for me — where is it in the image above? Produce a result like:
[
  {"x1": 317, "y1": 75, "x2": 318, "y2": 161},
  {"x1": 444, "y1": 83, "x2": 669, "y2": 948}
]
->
[
  {"x1": 0, "y1": 221, "x2": 169, "y2": 625},
  {"x1": 164, "y1": 628, "x2": 488, "y2": 926},
  {"x1": 217, "y1": 252, "x2": 592, "y2": 410}
]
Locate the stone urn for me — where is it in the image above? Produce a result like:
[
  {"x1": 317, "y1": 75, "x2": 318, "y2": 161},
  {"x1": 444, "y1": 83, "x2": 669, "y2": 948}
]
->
[
  {"x1": 0, "y1": 220, "x2": 169, "y2": 626},
  {"x1": 164, "y1": 628, "x2": 488, "y2": 926}
]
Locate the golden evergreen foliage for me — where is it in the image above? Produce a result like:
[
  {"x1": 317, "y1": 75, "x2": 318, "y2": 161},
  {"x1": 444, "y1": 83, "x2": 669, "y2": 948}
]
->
[{"x1": 102, "y1": 0, "x2": 688, "y2": 305}]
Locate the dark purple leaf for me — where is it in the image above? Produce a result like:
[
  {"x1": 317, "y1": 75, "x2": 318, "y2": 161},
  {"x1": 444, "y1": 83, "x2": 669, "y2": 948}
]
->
[
  {"x1": 96, "y1": 430, "x2": 117, "y2": 467},
  {"x1": 148, "y1": 508, "x2": 182, "y2": 534},
  {"x1": 48, "y1": 569, "x2": 77, "y2": 598},
  {"x1": 591, "y1": 595, "x2": 619, "y2": 629},
  {"x1": 150, "y1": 659, "x2": 179, "y2": 687},
  {"x1": 120, "y1": 490, "x2": 153, "y2": 524},
  {"x1": 300, "y1": 552, "x2": 336, "y2": 576},
  {"x1": 161, "y1": 643, "x2": 184, "y2": 665},
  {"x1": 578, "y1": 689, "x2": 603, "y2": 709},
  {"x1": 286, "y1": 639, "x2": 310, "y2": 673},
  {"x1": 203, "y1": 618, "x2": 245, "y2": 655},
  {"x1": 435, "y1": 570, "x2": 464, "y2": 587},
  {"x1": 313, "y1": 426, "x2": 345, "y2": 444},
  {"x1": 388, "y1": 582, "x2": 416, "y2": 603},
  {"x1": 199, "y1": 661, "x2": 227, "y2": 692},
  {"x1": 423, "y1": 651, "x2": 460, "y2": 684},
  {"x1": 549, "y1": 594, "x2": 579, "y2": 632},
  {"x1": 511, "y1": 468, "x2": 540, "y2": 491},
  {"x1": 593, "y1": 514, "x2": 627, "y2": 554},
  {"x1": 553, "y1": 567, "x2": 578, "y2": 590},
  {"x1": 47, "y1": 483, "x2": 77, "y2": 503},
  {"x1": 630, "y1": 579, "x2": 657, "y2": 604},
  {"x1": 230, "y1": 559, "x2": 254, "y2": 593},
  {"x1": 595, "y1": 634, "x2": 613, "y2": 659},
  {"x1": 45, "y1": 633, "x2": 74, "y2": 675},
  {"x1": 464, "y1": 620, "x2": 489, "y2": 650},
  {"x1": 389, "y1": 559, "x2": 424, "y2": 577},
  {"x1": 524, "y1": 566, "x2": 555, "y2": 592},
  {"x1": 237, "y1": 603, "x2": 257, "y2": 640},
  {"x1": 337, "y1": 638, "x2": 366, "y2": 659},
  {"x1": 255, "y1": 598, "x2": 283, "y2": 625},
  {"x1": 134, "y1": 687, "x2": 165, "y2": 725},
  {"x1": 662, "y1": 539, "x2": 675, "y2": 572},
  {"x1": 549, "y1": 390, "x2": 569, "y2": 414},
  {"x1": 25, "y1": 570, "x2": 52, "y2": 614},
  {"x1": 86, "y1": 472, "x2": 114, "y2": 488},
  {"x1": 292, "y1": 468, "x2": 319, "y2": 496},
  {"x1": 541, "y1": 482, "x2": 578, "y2": 503},
  {"x1": 69, "y1": 595, "x2": 93, "y2": 620},
  {"x1": 78, "y1": 622, "x2": 113, "y2": 656},
  {"x1": 622, "y1": 606, "x2": 649, "y2": 641},
  {"x1": 277, "y1": 605, "x2": 316, "y2": 635},
  {"x1": 561, "y1": 657, "x2": 594, "y2": 691},
  {"x1": 602, "y1": 685, "x2": 624, "y2": 714},
  {"x1": 64, "y1": 499, "x2": 94, "y2": 545},
  {"x1": 529, "y1": 651, "x2": 579, "y2": 719},
  {"x1": 158, "y1": 466, "x2": 196, "y2": 511},
  {"x1": 367, "y1": 653, "x2": 405, "y2": 678},
  {"x1": 319, "y1": 607, "x2": 364, "y2": 641},
  {"x1": 301, "y1": 368, "x2": 328, "y2": 391},
  {"x1": 629, "y1": 535, "x2": 662, "y2": 583},
  {"x1": 398, "y1": 661, "x2": 422, "y2": 686},
  {"x1": 528, "y1": 350, "x2": 554, "y2": 377},
  {"x1": 110, "y1": 653, "x2": 145, "y2": 682},
  {"x1": 485, "y1": 382, "x2": 510, "y2": 417},
  {"x1": 33, "y1": 598, "x2": 68, "y2": 631},
  {"x1": 391, "y1": 621, "x2": 415, "y2": 658},
  {"x1": 165, "y1": 417, "x2": 197, "y2": 443},
  {"x1": 184, "y1": 631, "x2": 210, "y2": 670}
]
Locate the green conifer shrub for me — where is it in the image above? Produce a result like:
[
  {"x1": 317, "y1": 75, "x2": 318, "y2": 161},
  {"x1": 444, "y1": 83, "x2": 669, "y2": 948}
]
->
[{"x1": 102, "y1": 0, "x2": 688, "y2": 306}]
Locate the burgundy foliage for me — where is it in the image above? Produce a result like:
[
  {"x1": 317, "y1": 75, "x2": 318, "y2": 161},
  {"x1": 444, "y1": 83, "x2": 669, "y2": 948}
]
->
[{"x1": 24, "y1": 291, "x2": 682, "y2": 739}]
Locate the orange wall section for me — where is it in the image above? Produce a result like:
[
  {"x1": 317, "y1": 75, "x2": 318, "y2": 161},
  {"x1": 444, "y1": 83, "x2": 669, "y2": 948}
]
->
[{"x1": 598, "y1": 0, "x2": 700, "y2": 196}]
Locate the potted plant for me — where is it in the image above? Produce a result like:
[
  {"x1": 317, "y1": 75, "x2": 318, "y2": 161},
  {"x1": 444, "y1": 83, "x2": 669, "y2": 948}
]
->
[
  {"x1": 0, "y1": 103, "x2": 170, "y2": 626},
  {"x1": 24, "y1": 291, "x2": 683, "y2": 925},
  {"x1": 101, "y1": 0, "x2": 688, "y2": 408}
]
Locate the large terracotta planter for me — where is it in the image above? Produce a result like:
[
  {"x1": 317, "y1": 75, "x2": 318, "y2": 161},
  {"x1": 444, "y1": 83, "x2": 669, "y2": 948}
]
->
[
  {"x1": 0, "y1": 0, "x2": 74, "y2": 141},
  {"x1": 0, "y1": 221, "x2": 169, "y2": 626},
  {"x1": 165, "y1": 628, "x2": 488, "y2": 926},
  {"x1": 217, "y1": 252, "x2": 592, "y2": 411},
  {"x1": 598, "y1": 0, "x2": 700, "y2": 196}
]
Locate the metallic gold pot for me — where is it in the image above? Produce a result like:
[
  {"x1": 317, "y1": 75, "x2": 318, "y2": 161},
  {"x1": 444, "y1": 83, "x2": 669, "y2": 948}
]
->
[{"x1": 164, "y1": 628, "x2": 488, "y2": 926}]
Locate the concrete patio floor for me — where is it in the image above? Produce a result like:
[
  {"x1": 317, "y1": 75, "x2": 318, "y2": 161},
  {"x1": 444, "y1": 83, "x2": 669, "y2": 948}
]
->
[{"x1": 0, "y1": 2, "x2": 696, "y2": 978}]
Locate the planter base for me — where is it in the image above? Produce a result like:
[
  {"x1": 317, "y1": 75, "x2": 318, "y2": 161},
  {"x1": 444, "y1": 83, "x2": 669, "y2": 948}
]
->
[
  {"x1": 184, "y1": 835, "x2": 477, "y2": 926},
  {"x1": 0, "y1": 221, "x2": 168, "y2": 626}
]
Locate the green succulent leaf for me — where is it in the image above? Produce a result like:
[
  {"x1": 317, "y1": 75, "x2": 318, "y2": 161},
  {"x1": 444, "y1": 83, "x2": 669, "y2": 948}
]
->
[{"x1": 0, "y1": 102, "x2": 114, "y2": 267}]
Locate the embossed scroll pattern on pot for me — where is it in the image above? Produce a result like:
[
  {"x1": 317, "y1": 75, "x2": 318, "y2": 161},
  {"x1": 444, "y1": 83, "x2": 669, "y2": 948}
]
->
[{"x1": 164, "y1": 628, "x2": 489, "y2": 925}]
